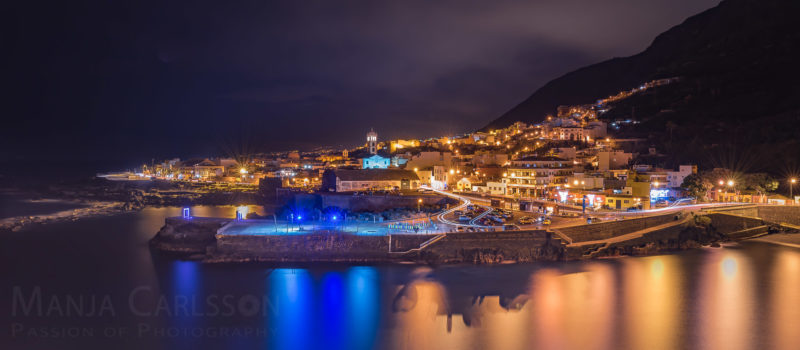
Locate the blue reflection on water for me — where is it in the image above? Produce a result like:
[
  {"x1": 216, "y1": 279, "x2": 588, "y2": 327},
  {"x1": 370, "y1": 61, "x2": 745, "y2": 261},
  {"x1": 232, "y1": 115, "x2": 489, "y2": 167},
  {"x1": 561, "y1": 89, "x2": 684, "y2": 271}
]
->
[
  {"x1": 321, "y1": 272, "x2": 346, "y2": 350},
  {"x1": 347, "y1": 267, "x2": 380, "y2": 350},
  {"x1": 171, "y1": 261, "x2": 202, "y2": 349},
  {"x1": 266, "y1": 267, "x2": 381, "y2": 350},
  {"x1": 269, "y1": 269, "x2": 313, "y2": 350}
]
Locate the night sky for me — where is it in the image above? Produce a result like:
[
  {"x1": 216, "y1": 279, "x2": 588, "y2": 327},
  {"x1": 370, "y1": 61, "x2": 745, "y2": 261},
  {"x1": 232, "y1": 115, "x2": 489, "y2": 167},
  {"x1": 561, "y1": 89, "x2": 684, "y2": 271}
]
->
[{"x1": 6, "y1": 0, "x2": 718, "y2": 168}]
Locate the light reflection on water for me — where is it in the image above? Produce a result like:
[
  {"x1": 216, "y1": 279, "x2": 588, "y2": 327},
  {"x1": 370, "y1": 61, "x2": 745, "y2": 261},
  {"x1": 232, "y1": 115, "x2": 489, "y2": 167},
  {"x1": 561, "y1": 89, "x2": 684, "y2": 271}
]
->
[{"x1": 3, "y1": 208, "x2": 800, "y2": 349}]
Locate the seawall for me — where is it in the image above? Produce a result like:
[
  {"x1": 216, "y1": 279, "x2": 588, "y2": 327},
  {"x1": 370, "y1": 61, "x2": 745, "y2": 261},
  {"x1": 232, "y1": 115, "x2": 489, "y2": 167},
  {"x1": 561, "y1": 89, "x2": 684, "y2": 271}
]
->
[
  {"x1": 555, "y1": 212, "x2": 681, "y2": 243},
  {"x1": 150, "y1": 217, "x2": 229, "y2": 255},
  {"x1": 151, "y1": 207, "x2": 793, "y2": 263}
]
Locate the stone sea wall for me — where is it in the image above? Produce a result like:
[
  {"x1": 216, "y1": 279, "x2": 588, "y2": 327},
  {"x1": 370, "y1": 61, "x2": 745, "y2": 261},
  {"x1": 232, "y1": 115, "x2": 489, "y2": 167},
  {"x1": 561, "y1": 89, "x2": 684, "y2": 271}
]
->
[
  {"x1": 756, "y1": 206, "x2": 800, "y2": 226},
  {"x1": 151, "y1": 209, "x2": 787, "y2": 264},
  {"x1": 212, "y1": 233, "x2": 390, "y2": 262},
  {"x1": 556, "y1": 212, "x2": 680, "y2": 243},
  {"x1": 151, "y1": 217, "x2": 566, "y2": 263},
  {"x1": 150, "y1": 217, "x2": 229, "y2": 255},
  {"x1": 416, "y1": 230, "x2": 565, "y2": 264}
]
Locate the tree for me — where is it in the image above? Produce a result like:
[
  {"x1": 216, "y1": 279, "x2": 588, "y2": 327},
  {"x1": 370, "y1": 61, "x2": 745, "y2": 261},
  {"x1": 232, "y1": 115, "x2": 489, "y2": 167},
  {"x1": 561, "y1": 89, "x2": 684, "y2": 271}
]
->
[
  {"x1": 681, "y1": 173, "x2": 710, "y2": 200},
  {"x1": 743, "y1": 173, "x2": 778, "y2": 195}
]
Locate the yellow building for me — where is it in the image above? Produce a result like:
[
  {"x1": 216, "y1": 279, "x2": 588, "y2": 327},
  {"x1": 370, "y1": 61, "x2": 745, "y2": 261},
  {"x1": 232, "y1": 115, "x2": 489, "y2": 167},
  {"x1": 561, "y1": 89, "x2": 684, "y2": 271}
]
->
[
  {"x1": 389, "y1": 139, "x2": 419, "y2": 152},
  {"x1": 605, "y1": 194, "x2": 649, "y2": 210}
]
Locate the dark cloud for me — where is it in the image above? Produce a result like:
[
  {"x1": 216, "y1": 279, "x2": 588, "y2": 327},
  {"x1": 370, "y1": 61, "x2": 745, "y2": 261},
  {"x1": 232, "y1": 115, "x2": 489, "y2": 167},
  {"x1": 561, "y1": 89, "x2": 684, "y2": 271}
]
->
[{"x1": 5, "y1": 0, "x2": 720, "y2": 168}]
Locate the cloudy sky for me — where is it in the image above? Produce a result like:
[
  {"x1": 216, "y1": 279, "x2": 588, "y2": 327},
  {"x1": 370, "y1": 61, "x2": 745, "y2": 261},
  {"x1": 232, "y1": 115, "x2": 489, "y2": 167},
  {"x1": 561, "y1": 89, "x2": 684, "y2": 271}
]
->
[{"x1": 6, "y1": 0, "x2": 719, "y2": 166}]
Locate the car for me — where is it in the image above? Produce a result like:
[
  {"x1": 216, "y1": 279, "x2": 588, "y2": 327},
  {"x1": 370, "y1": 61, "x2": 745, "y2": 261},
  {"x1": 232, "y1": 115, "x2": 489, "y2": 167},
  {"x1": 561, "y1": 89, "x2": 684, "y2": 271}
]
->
[
  {"x1": 490, "y1": 215, "x2": 505, "y2": 223},
  {"x1": 542, "y1": 219, "x2": 552, "y2": 225},
  {"x1": 518, "y1": 216, "x2": 535, "y2": 225},
  {"x1": 458, "y1": 215, "x2": 471, "y2": 222},
  {"x1": 454, "y1": 210, "x2": 464, "y2": 216},
  {"x1": 503, "y1": 224, "x2": 520, "y2": 231},
  {"x1": 626, "y1": 207, "x2": 640, "y2": 212},
  {"x1": 456, "y1": 226, "x2": 465, "y2": 232}
]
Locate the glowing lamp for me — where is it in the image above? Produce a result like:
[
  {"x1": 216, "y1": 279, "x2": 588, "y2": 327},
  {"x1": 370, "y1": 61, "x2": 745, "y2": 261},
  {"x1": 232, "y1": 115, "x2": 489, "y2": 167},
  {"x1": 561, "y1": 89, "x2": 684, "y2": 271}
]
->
[{"x1": 236, "y1": 206, "x2": 249, "y2": 220}]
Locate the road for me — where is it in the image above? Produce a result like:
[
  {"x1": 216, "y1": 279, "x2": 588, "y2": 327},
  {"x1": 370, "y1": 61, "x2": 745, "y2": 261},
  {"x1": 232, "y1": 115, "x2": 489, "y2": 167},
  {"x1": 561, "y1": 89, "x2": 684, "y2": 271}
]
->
[
  {"x1": 423, "y1": 187, "x2": 495, "y2": 229},
  {"x1": 428, "y1": 188, "x2": 750, "y2": 230}
]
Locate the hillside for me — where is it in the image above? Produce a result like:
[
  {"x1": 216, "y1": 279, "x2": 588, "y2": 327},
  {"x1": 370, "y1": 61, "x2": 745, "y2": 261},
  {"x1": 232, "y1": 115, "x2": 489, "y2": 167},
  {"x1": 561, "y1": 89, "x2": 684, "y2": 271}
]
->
[{"x1": 484, "y1": 0, "x2": 800, "y2": 141}]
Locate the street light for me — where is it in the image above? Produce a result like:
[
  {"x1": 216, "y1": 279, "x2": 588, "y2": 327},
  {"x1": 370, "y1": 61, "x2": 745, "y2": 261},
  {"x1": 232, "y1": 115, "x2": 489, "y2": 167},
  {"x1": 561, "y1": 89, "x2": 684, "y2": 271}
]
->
[
  {"x1": 727, "y1": 180, "x2": 735, "y2": 203},
  {"x1": 417, "y1": 198, "x2": 423, "y2": 212},
  {"x1": 790, "y1": 178, "x2": 797, "y2": 204}
]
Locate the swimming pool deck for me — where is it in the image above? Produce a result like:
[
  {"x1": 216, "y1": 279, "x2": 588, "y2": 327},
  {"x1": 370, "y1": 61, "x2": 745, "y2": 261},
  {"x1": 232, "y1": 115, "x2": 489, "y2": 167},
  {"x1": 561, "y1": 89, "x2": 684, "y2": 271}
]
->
[{"x1": 216, "y1": 219, "x2": 441, "y2": 236}]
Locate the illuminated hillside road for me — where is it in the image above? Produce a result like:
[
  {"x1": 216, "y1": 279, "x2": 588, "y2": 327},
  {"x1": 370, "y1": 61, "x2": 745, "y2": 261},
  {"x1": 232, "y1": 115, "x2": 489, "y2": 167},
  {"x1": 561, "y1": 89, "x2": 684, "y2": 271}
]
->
[{"x1": 422, "y1": 187, "x2": 493, "y2": 229}]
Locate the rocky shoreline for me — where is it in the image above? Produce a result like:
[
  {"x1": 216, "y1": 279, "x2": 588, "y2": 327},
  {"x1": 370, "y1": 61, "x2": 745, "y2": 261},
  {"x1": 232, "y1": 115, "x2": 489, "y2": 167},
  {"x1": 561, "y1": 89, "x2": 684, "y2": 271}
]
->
[
  {"x1": 20, "y1": 177, "x2": 265, "y2": 209},
  {"x1": 0, "y1": 200, "x2": 127, "y2": 232}
]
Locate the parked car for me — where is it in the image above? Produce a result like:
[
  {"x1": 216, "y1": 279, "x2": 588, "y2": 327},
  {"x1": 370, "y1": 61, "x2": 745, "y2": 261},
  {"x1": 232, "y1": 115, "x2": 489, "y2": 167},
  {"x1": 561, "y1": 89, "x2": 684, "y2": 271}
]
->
[
  {"x1": 503, "y1": 224, "x2": 520, "y2": 231},
  {"x1": 587, "y1": 217, "x2": 602, "y2": 224},
  {"x1": 458, "y1": 215, "x2": 471, "y2": 222}
]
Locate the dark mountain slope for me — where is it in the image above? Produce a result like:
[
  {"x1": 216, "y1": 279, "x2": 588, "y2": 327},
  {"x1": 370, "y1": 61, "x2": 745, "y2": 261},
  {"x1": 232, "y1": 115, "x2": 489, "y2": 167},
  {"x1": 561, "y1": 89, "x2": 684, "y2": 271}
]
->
[{"x1": 483, "y1": 0, "x2": 800, "y2": 130}]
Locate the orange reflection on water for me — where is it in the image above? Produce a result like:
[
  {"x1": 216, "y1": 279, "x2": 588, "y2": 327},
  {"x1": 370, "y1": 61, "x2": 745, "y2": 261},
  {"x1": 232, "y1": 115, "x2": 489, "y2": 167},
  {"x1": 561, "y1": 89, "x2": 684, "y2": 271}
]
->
[
  {"x1": 769, "y1": 248, "x2": 800, "y2": 349},
  {"x1": 697, "y1": 250, "x2": 754, "y2": 350},
  {"x1": 478, "y1": 295, "x2": 531, "y2": 350},
  {"x1": 621, "y1": 255, "x2": 683, "y2": 350},
  {"x1": 529, "y1": 264, "x2": 616, "y2": 350},
  {"x1": 390, "y1": 280, "x2": 467, "y2": 350}
]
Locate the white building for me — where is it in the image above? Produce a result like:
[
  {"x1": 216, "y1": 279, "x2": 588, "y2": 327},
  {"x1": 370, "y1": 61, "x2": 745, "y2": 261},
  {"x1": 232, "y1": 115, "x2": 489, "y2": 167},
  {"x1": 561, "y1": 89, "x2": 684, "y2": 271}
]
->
[
  {"x1": 321, "y1": 169, "x2": 420, "y2": 192},
  {"x1": 667, "y1": 165, "x2": 697, "y2": 188},
  {"x1": 486, "y1": 181, "x2": 507, "y2": 196},
  {"x1": 367, "y1": 129, "x2": 378, "y2": 154}
]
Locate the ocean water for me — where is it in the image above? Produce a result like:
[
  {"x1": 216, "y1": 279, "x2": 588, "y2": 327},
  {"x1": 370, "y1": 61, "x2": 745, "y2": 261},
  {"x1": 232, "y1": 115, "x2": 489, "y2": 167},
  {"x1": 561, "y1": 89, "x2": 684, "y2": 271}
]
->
[
  {"x1": 0, "y1": 191, "x2": 90, "y2": 219},
  {"x1": 1, "y1": 206, "x2": 799, "y2": 350}
]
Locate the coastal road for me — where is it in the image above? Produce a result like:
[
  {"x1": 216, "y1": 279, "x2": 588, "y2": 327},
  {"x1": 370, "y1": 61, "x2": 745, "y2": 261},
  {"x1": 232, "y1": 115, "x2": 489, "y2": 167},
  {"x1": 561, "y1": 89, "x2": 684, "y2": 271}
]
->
[{"x1": 422, "y1": 187, "x2": 493, "y2": 229}]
